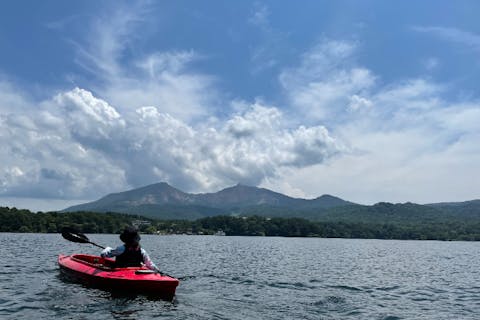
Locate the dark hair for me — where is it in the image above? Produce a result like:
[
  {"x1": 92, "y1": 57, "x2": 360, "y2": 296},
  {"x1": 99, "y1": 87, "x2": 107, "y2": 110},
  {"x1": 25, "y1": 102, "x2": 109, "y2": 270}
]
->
[{"x1": 119, "y1": 226, "x2": 141, "y2": 245}]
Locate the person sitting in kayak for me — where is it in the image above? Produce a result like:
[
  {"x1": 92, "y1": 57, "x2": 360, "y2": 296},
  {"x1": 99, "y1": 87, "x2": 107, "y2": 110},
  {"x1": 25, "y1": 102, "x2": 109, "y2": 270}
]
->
[{"x1": 100, "y1": 226, "x2": 160, "y2": 272}]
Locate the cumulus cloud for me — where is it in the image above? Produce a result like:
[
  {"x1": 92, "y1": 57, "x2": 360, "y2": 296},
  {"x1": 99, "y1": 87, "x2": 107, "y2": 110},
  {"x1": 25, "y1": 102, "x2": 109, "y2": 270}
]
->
[
  {"x1": 0, "y1": 87, "x2": 344, "y2": 199},
  {"x1": 0, "y1": 87, "x2": 127, "y2": 199},
  {"x1": 53, "y1": 88, "x2": 125, "y2": 140}
]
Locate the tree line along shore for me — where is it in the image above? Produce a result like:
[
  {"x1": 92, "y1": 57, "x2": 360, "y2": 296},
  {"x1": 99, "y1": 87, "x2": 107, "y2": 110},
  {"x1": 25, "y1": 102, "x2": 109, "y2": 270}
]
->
[{"x1": 2, "y1": 206, "x2": 480, "y2": 241}]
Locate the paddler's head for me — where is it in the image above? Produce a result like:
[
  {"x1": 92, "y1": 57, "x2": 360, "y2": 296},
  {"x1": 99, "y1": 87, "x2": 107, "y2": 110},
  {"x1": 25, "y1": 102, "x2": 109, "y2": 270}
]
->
[{"x1": 120, "y1": 226, "x2": 141, "y2": 247}]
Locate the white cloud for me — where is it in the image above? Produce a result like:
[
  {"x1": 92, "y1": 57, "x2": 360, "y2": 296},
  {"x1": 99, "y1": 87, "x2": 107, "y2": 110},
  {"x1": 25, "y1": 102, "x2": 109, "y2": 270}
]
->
[
  {"x1": 123, "y1": 101, "x2": 344, "y2": 191},
  {"x1": 0, "y1": 80, "x2": 33, "y2": 113},
  {"x1": 413, "y1": 26, "x2": 480, "y2": 53},
  {"x1": 247, "y1": 3, "x2": 285, "y2": 73},
  {"x1": 53, "y1": 88, "x2": 125, "y2": 141},
  {"x1": 272, "y1": 113, "x2": 480, "y2": 204},
  {"x1": 248, "y1": 3, "x2": 270, "y2": 29},
  {"x1": 266, "y1": 39, "x2": 480, "y2": 203},
  {"x1": 279, "y1": 40, "x2": 375, "y2": 122},
  {"x1": 71, "y1": 3, "x2": 217, "y2": 122},
  {"x1": 136, "y1": 51, "x2": 198, "y2": 76},
  {"x1": 348, "y1": 95, "x2": 372, "y2": 111},
  {"x1": 73, "y1": 2, "x2": 148, "y2": 78},
  {"x1": 0, "y1": 86, "x2": 344, "y2": 200},
  {"x1": 0, "y1": 86, "x2": 128, "y2": 199}
]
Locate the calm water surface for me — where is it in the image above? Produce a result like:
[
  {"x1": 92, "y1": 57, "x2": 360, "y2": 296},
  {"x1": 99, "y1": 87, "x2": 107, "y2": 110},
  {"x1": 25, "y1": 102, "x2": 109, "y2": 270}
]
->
[{"x1": 0, "y1": 233, "x2": 479, "y2": 319}]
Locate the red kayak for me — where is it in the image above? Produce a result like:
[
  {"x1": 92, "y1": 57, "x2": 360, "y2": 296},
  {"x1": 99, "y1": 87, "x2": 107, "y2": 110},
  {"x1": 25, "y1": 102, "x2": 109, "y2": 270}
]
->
[{"x1": 58, "y1": 254, "x2": 179, "y2": 298}]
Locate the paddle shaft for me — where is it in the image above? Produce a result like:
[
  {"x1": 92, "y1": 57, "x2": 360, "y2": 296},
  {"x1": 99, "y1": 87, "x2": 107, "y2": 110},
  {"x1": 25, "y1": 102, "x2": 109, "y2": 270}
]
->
[
  {"x1": 87, "y1": 241, "x2": 105, "y2": 249},
  {"x1": 66, "y1": 231, "x2": 105, "y2": 249}
]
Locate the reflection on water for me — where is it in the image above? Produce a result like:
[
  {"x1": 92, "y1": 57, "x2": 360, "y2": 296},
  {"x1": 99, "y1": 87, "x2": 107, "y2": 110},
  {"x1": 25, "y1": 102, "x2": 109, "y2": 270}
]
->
[{"x1": 0, "y1": 233, "x2": 479, "y2": 319}]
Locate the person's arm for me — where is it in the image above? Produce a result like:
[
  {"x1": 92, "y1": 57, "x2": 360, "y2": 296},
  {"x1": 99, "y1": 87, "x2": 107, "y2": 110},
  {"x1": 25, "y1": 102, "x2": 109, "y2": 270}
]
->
[
  {"x1": 101, "y1": 245, "x2": 125, "y2": 258},
  {"x1": 141, "y1": 248, "x2": 160, "y2": 272}
]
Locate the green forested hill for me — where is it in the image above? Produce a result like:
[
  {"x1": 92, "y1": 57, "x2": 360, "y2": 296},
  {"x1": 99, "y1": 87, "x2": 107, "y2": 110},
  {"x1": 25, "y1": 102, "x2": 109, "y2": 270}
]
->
[
  {"x1": 0, "y1": 207, "x2": 149, "y2": 233},
  {"x1": 2, "y1": 206, "x2": 480, "y2": 241},
  {"x1": 427, "y1": 200, "x2": 480, "y2": 219},
  {"x1": 312, "y1": 202, "x2": 451, "y2": 223},
  {"x1": 3, "y1": 182, "x2": 480, "y2": 240},
  {"x1": 214, "y1": 201, "x2": 480, "y2": 223}
]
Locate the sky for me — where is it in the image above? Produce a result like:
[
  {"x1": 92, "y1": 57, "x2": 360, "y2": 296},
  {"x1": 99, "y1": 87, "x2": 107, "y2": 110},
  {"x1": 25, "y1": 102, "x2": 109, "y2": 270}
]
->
[{"x1": 1, "y1": 0, "x2": 480, "y2": 211}]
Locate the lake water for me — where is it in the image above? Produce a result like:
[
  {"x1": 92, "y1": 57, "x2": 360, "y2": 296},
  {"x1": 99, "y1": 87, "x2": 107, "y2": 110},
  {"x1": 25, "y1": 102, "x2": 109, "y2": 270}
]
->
[{"x1": 0, "y1": 233, "x2": 479, "y2": 319}]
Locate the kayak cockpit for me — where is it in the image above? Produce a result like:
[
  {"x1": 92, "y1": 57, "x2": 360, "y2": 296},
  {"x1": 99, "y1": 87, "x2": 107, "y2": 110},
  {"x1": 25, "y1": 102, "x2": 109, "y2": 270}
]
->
[{"x1": 69, "y1": 254, "x2": 116, "y2": 270}]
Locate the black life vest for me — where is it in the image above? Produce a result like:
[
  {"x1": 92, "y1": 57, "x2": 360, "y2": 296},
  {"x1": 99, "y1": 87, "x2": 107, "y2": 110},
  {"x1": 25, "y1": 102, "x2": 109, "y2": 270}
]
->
[{"x1": 115, "y1": 245, "x2": 143, "y2": 268}]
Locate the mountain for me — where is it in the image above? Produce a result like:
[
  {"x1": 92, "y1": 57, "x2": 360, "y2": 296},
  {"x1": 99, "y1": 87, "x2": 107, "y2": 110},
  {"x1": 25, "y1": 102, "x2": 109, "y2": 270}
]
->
[
  {"x1": 307, "y1": 194, "x2": 356, "y2": 209},
  {"x1": 64, "y1": 183, "x2": 203, "y2": 219},
  {"x1": 62, "y1": 182, "x2": 480, "y2": 223},
  {"x1": 63, "y1": 182, "x2": 353, "y2": 219},
  {"x1": 194, "y1": 184, "x2": 304, "y2": 208}
]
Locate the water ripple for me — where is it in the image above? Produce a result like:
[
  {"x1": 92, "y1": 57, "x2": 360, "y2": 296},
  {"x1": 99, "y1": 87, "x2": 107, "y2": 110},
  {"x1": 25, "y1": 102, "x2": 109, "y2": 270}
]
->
[{"x1": 1, "y1": 233, "x2": 480, "y2": 319}]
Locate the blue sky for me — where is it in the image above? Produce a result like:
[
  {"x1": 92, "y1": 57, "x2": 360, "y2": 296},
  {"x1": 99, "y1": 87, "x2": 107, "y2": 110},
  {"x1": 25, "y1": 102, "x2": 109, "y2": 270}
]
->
[{"x1": 1, "y1": 0, "x2": 480, "y2": 211}]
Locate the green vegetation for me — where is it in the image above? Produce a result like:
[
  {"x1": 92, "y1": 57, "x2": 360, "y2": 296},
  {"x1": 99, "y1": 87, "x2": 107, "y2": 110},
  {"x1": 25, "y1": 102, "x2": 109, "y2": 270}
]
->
[
  {"x1": 2, "y1": 206, "x2": 480, "y2": 241},
  {"x1": 158, "y1": 216, "x2": 480, "y2": 241},
  {"x1": 0, "y1": 207, "x2": 149, "y2": 233}
]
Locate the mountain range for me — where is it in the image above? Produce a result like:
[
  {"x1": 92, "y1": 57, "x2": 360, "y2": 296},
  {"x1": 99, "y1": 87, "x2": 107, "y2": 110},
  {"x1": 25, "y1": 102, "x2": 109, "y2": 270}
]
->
[{"x1": 63, "y1": 182, "x2": 480, "y2": 222}]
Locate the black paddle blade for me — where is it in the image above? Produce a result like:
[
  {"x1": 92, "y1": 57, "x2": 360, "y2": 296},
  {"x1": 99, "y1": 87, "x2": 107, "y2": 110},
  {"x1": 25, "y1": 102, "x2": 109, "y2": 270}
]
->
[{"x1": 61, "y1": 227, "x2": 90, "y2": 244}]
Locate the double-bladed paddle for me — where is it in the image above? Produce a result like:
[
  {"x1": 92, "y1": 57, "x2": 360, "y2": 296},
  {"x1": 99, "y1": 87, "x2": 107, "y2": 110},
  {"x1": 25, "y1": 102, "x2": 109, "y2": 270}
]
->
[{"x1": 61, "y1": 227, "x2": 105, "y2": 249}]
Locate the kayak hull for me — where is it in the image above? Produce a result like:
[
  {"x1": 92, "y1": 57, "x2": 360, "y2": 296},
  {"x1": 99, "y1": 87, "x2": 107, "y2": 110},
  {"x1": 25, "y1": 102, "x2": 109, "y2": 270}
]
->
[{"x1": 58, "y1": 254, "x2": 179, "y2": 299}]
